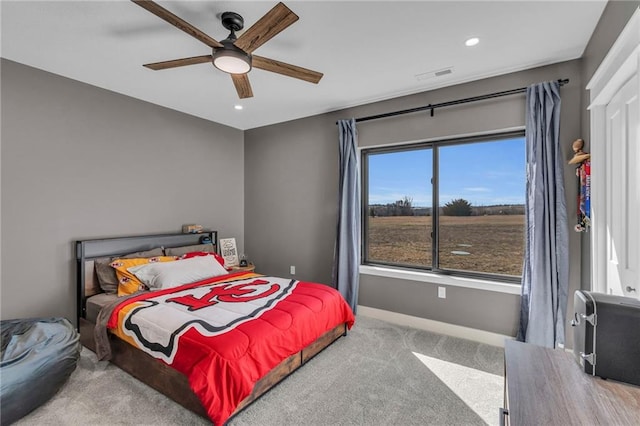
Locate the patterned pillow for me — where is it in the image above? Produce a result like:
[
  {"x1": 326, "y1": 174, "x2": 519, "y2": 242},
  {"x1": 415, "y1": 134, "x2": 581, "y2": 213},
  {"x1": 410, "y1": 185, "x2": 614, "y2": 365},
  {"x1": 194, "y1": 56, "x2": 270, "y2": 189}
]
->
[
  {"x1": 111, "y1": 256, "x2": 177, "y2": 296},
  {"x1": 94, "y1": 247, "x2": 165, "y2": 293}
]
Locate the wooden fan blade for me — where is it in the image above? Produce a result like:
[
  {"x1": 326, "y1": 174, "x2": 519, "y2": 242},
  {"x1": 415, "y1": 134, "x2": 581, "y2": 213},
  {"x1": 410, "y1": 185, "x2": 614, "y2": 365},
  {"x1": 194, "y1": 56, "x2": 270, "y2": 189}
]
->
[
  {"x1": 234, "y1": 2, "x2": 298, "y2": 54},
  {"x1": 252, "y1": 55, "x2": 323, "y2": 84},
  {"x1": 143, "y1": 55, "x2": 213, "y2": 70},
  {"x1": 231, "y1": 74, "x2": 254, "y2": 99},
  {"x1": 131, "y1": 0, "x2": 223, "y2": 48}
]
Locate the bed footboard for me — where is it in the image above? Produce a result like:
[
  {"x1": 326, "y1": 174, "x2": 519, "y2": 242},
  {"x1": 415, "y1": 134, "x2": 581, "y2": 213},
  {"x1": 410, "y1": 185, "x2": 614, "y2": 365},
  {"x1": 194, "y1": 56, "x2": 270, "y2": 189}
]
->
[{"x1": 79, "y1": 321, "x2": 348, "y2": 421}]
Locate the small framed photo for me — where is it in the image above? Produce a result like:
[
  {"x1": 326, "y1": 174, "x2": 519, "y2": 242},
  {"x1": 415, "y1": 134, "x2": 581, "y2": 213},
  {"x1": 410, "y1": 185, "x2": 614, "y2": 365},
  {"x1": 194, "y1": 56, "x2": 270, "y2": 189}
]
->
[{"x1": 219, "y1": 238, "x2": 239, "y2": 267}]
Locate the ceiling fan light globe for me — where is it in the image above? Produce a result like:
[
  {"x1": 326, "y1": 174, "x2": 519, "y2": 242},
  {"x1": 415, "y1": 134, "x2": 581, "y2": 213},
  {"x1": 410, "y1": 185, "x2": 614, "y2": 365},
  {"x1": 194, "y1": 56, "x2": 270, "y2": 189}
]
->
[
  {"x1": 213, "y1": 55, "x2": 251, "y2": 74},
  {"x1": 212, "y1": 42, "x2": 252, "y2": 74}
]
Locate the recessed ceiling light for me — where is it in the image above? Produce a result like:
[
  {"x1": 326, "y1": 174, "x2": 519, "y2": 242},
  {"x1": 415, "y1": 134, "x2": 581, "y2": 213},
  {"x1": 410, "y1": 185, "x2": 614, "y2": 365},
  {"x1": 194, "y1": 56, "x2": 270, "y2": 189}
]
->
[
  {"x1": 234, "y1": 105, "x2": 243, "y2": 110},
  {"x1": 465, "y1": 37, "x2": 480, "y2": 47}
]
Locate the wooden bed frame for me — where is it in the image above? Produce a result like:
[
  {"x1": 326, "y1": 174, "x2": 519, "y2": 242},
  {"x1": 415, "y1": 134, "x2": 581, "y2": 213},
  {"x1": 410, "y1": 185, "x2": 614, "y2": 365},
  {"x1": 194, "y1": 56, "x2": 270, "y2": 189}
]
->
[{"x1": 76, "y1": 232, "x2": 348, "y2": 422}]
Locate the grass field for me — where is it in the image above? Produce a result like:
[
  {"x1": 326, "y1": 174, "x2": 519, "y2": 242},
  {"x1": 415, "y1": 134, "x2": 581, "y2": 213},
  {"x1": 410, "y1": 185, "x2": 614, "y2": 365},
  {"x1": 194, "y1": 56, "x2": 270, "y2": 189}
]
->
[{"x1": 366, "y1": 215, "x2": 524, "y2": 276}]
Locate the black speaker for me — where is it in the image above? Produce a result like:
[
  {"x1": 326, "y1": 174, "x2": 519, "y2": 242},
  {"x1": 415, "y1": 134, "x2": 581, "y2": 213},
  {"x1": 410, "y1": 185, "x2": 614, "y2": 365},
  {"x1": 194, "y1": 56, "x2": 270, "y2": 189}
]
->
[{"x1": 571, "y1": 290, "x2": 640, "y2": 386}]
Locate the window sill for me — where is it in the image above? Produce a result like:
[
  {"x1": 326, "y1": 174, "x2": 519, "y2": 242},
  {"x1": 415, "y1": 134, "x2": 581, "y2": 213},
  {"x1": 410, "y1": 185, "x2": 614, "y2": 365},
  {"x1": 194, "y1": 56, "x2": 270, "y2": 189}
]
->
[{"x1": 359, "y1": 264, "x2": 521, "y2": 295}]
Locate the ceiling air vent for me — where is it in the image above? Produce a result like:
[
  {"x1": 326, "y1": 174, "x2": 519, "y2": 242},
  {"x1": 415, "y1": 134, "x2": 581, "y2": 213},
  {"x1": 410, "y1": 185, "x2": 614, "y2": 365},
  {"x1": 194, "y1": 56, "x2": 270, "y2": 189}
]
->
[{"x1": 415, "y1": 67, "x2": 454, "y2": 81}]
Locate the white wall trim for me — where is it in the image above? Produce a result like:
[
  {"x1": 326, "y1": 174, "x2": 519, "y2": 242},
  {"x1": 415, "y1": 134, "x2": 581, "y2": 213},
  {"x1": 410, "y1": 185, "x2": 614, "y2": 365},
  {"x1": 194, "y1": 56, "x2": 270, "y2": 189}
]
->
[
  {"x1": 587, "y1": 7, "x2": 640, "y2": 105},
  {"x1": 589, "y1": 104, "x2": 607, "y2": 294},
  {"x1": 360, "y1": 264, "x2": 521, "y2": 295},
  {"x1": 587, "y1": 7, "x2": 640, "y2": 294},
  {"x1": 357, "y1": 305, "x2": 514, "y2": 348}
]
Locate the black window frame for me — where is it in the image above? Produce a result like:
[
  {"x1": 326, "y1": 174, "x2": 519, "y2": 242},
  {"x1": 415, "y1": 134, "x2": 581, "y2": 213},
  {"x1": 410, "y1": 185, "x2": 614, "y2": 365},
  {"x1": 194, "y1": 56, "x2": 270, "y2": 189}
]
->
[{"x1": 361, "y1": 129, "x2": 525, "y2": 284}]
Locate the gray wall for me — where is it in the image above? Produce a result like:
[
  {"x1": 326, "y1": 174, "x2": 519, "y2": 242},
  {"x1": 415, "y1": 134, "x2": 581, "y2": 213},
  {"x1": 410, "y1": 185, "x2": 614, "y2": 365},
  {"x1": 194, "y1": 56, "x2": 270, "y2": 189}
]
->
[
  {"x1": 246, "y1": 59, "x2": 583, "y2": 338},
  {"x1": 1, "y1": 59, "x2": 245, "y2": 323},
  {"x1": 244, "y1": 116, "x2": 338, "y2": 283},
  {"x1": 579, "y1": 1, "x2": 640, "y2": 289}
]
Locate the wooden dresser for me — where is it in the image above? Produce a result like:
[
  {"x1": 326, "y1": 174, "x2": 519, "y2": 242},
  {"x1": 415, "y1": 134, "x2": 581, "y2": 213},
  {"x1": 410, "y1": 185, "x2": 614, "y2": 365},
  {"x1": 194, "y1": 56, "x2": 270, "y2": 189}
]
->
[{"x1": 502, "y1": 339, "x2": 640, "y2": 425}]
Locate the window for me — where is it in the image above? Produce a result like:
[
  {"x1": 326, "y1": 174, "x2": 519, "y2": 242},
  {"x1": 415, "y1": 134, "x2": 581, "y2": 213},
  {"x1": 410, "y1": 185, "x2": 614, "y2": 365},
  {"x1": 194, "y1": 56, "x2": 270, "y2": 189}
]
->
[{"x1": 362, "y1": 131, "x2": 525, "y2": 282}]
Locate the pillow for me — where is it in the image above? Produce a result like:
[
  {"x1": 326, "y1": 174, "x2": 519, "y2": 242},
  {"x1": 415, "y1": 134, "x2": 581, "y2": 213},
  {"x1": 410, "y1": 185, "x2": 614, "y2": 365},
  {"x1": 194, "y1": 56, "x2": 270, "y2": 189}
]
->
[
  {"x1": 94, "y1": 258, "x2": 119, "y2": 294},
  {"x1": 164, "y1": 244, "x2": 215, "y2": 257},
  {"x1": 180, "y1": 251, "x2": 226, "y2": 268},
  {"x1": 94, "y1": 247, "x2": 164, "y2": 293},
  {"x1": 129, "y1": 255, "x2": 229, "y2": 290},
  {"x1": 111, "y1": 256, "x2": 177, "y2": 296}
]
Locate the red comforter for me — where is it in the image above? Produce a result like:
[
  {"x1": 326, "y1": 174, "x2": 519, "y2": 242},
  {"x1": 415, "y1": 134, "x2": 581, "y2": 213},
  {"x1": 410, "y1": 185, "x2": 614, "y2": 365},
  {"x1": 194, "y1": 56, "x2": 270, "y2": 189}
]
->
[{"x1": 106, "y1": 272, "x2": 355, "y2": 425}]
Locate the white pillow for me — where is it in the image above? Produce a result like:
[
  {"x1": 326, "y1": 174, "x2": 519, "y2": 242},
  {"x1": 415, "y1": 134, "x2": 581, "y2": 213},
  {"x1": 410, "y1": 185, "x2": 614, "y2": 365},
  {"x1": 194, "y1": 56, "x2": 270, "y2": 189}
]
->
[{"x1": 128, "y1": 255, "x2": 229, "y2": 290}]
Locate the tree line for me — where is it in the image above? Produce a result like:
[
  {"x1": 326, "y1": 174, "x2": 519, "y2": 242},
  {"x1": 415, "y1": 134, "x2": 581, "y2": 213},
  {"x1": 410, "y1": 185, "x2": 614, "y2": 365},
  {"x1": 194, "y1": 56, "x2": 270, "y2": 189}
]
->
[{"x1": 369, "y1": 197, "x2": 524, "y2": 217}]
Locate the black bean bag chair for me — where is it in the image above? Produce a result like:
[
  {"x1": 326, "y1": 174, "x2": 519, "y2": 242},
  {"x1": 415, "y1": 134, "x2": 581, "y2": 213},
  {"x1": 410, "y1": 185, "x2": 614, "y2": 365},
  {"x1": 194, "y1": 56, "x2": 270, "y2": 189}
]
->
[{"x1": 1, "y1": 317, "x2": 81, "y2": 425}]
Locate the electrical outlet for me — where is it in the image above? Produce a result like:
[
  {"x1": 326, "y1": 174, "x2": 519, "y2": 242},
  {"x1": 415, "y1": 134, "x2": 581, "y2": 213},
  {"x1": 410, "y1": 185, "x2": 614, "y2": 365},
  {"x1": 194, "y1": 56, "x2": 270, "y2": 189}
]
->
[
  {"x1": 290, "y1": 265, "x2": 296, "y2": 275},
  {"x1": 438, "y1": 287, "x2": 446, "y2": 299}
]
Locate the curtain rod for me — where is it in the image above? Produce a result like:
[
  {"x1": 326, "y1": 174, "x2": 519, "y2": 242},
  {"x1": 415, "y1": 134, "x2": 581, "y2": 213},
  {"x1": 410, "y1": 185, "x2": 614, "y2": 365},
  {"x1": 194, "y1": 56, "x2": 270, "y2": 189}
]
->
[{"x1": 337, "y1": 78, "x2": 569, "y2": 124}]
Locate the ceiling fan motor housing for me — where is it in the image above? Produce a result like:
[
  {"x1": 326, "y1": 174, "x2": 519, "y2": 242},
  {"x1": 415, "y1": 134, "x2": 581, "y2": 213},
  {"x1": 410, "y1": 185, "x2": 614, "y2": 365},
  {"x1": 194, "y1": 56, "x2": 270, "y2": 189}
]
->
[
  {"x1": 211, "y1": 11, "x2": 252, "y2": 74},
  {"x1": 221, "y1": 12, "x2": 244, "y2": 32}
]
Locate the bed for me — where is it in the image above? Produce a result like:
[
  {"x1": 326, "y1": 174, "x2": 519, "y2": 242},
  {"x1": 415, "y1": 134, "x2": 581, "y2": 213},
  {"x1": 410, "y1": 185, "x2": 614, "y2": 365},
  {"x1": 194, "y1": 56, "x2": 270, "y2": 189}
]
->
[{"x1": 76, "y1": 232, "x2": 355, "y2": 425}]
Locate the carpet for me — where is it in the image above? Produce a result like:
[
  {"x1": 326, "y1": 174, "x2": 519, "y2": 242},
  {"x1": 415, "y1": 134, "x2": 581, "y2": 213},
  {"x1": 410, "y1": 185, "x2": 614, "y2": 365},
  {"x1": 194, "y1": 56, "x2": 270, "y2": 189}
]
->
[{"x1": 14, "y1": 315, "x2": 504, "y2": 425}]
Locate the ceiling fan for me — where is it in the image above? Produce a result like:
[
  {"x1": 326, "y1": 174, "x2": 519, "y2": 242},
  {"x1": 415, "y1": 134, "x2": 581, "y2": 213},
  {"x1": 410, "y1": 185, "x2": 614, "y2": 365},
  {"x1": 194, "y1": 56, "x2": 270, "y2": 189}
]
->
[{"x1": 131, "y1": 0, "x2": 323, "y2": 99}]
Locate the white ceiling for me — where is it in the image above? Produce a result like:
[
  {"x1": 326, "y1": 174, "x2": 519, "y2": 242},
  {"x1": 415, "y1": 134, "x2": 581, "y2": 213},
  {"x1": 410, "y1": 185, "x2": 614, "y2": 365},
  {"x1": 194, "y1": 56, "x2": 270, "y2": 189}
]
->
[{"x1": 1, "y1": 1, "x2": 607, "y2": 130}]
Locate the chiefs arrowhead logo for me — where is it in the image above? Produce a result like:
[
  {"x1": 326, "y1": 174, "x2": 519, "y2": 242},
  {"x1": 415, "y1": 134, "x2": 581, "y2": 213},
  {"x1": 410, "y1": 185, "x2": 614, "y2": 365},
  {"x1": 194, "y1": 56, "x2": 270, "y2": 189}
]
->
[
  {"x1": 121, "y1": 277, "x2": 297, "y2": 363},
  {"x1": 166, "y1": 279, "x2": 281, "y2": 311}
]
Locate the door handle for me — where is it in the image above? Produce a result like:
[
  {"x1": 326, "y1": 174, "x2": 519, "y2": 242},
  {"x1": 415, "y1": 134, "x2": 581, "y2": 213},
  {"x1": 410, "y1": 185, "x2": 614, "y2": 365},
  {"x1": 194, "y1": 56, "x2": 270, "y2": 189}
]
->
[{"x1": 626, "y1": 286, "x2": 636, "y2": 293}]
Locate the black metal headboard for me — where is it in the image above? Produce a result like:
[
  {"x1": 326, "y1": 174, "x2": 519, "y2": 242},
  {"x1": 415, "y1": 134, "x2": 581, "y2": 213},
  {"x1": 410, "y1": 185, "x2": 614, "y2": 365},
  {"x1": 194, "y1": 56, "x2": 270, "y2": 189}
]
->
[{"x1": 75, "y1": 231, "x2": 217, "y2": 324}]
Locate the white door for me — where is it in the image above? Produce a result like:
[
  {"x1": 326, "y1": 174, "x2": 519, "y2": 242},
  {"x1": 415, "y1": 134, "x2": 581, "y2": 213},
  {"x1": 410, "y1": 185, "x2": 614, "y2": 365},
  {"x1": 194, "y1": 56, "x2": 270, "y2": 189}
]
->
[
  {"x1": 588, "y1": 7, "x2": 640, "y2": 300},
  {"x1": 604, "y1": 76, "x2": 639, "y2": 297}
]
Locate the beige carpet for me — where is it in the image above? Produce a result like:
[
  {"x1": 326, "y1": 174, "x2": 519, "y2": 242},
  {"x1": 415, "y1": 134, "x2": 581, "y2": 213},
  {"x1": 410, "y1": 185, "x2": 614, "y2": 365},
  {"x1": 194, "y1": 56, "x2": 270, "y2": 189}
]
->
[{"x1": 14, "y1": 315, "x2": 504, "y2": 425}]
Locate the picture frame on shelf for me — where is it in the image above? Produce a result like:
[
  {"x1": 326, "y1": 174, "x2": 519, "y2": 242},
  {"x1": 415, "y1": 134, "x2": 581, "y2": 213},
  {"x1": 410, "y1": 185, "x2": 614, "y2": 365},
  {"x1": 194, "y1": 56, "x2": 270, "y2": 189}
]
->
[{"x1": 219, "y1": 238, "x2": 239, "y2": 267}]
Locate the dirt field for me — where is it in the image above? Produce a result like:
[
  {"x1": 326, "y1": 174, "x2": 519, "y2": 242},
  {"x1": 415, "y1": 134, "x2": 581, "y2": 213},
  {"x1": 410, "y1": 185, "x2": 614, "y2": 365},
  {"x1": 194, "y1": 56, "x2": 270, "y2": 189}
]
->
[{"x1": 366, "y1": 215, "x2": 524, "y2": 276}]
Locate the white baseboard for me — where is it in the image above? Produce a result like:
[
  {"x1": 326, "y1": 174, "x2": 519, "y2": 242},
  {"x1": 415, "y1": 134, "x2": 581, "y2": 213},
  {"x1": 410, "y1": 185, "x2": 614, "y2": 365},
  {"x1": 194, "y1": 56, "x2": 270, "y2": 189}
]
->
[{"x1": 357, "y1": 305, "x2": 514, "y2": 348}]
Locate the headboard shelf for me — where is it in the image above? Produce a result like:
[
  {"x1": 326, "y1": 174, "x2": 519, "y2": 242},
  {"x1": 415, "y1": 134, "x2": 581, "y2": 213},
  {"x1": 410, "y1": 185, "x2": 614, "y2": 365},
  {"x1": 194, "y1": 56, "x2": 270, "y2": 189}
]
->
[{"x1": 76, "y1": 231, "x2": 217, "y2": 259}]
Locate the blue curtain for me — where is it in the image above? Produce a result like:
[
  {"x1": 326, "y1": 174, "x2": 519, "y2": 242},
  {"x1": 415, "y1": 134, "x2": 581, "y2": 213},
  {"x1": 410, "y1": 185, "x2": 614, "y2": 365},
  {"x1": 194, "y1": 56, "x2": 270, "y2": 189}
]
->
[
  {"x1": 333, "y1": 119, "x2": 360, "y2": 313},
  {"x1": 517, "y1": 81, "x2": 569, "y2": 348}
]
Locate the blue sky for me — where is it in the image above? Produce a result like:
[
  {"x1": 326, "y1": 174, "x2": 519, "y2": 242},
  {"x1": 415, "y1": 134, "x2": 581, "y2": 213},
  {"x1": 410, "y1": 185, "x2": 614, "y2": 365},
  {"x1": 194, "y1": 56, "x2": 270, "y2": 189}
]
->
[{"x1": 367, "y1": 137, "x2": 525, "y2": 207}]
